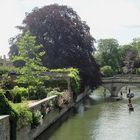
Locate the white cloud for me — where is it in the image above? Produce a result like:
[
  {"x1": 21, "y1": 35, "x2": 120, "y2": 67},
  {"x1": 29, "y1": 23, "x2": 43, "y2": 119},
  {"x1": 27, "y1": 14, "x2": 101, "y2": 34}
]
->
[
  {"x1": 81, "y1": 0, "x2": 140, "y2": 38},
  {"x1": 80, "y1": 0, "x2": 140, "y2": 44},
  {"x1": 1, "y1": 0, "x2": 140, "y2": 56},
  {"x1": 0, "y1": 0, "x2": 24, "y2": 57},
  {"x1": 20, "y1": 0, "x2": 140, "y2": 42}
]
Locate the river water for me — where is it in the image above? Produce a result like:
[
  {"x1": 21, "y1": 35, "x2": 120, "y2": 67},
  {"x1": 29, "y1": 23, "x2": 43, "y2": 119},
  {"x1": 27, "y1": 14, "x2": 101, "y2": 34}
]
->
[{"x1": 37, "y1": 86, "x2": 140, "y2": 140}]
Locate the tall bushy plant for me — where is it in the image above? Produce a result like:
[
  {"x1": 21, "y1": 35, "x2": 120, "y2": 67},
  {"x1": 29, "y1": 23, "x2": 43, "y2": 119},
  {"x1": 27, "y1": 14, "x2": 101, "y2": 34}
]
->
[
  {"x1": 0, "y1": 90, "x2": 32, "y2": 139},
  {"x1": 50, "y1": 68, "x2": 80, "y2": 93},
  {"x1": 1, "y1": 74, "x2": 15, "y2": 90},
  {"x1": 31, "y1": 110, "x2": 43, "y2": 128},
  {"x1": 101, "y1": 65, "x2": 114, "y2": 77},
  {"x1": 0, "y1": 89, "x2": 18, "y2": 140},
  {"x1": 12, "y1": 103, "x2": 32, "y2": 128},
  {"x1": 136, "y1": 68, "x2": 140, "y2": 75},
  {"x1": 28, "y1": 85, "x2": 47, "y2": 100},
  {"x1": 12, "y1": 33, "x2": 46, "y2": 96},
  {"x1": 12, "y1": 86, "x2": 28, "y2": 102},
  {"x1": 0, "y1": 66, "x2": 19, "y2": 75},
  {"x1": 68, "y1": 68, "x2": 80, "y2": 94}
]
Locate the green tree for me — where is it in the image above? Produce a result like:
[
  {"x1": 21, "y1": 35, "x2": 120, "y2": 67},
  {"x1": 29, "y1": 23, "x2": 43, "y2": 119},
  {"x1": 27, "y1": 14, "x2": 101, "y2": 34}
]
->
[
  {"x1": 131, "y1": 38, "x2": 140, "y2": 57},
  {"x1": 131, "y1": 38, "x2": 140, "y2": 68},
  {"x1": 12, "y1": 32, "x2": 45, "y2": 87},
  {"x1": 96, "y1": 38, "x2": 120, "y2": 73},
  {"x1": 9, "y1": 4, "x2": 101, "y2": 89},
  {"x1": 119, "y1": 44, "x2": 138, "y2": 74},
  {"x1": 100, "y1": 65, "x2": 113, "y2": 77}
]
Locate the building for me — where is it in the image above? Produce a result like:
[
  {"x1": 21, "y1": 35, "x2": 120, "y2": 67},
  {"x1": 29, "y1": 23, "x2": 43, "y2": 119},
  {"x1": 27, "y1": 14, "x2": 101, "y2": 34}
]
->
[{"x1": 0, "y1": 55, "x2": 12, "y2": 66}]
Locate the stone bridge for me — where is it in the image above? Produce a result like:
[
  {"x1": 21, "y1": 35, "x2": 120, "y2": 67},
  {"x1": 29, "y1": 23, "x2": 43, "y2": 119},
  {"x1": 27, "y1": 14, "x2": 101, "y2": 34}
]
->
[{"x1": 102, "y1": 75, "x2": 140, "y2": 97}]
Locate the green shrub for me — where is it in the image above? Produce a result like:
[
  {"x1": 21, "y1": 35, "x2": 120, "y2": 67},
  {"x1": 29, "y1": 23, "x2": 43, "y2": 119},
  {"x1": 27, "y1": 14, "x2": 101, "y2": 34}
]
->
[
  {"x1": 47, "y1": 68, "x2": 80, "y2": 94},
  {"x1": 44, "y1": 79, "x2": 68, "y2": 90},
  {"x1": 45, "y1": 87, "x2": 53, "y2": 93},
  {"x1": 16, "y1": 76, "x2": 42, "y2": 88},
  {"x1": 68, "y1": 69, "x2": 80, "y2": 94},
  {"x1": 1, "y1": 74, "x2": 15, "y2": 90},
  {"x1": 50, "y1": 68, "x2": 76, "y2": 73},
  {"x1": 28, "y1": 85, "x2": 47, "y2": 100},
  {"x1": 136, "y1": 68, "x2": 140, "y2": 75},
  {"x1": 12, "y1": 86, "x2": 28, "y2": 102},
  {"x1": 0, "y1": 89, "x2": 18, "y2": 140},
  {"x1": 31, "y1": 110, "x2": 43, "y2": 128},
  {"x1": 16, "y1": 76, "x2": 29, "y2": 88},
  {"x1": 5, "y1": 90, "x2": 14, "y2": 101},
  {"x1": 36, "y1": 85, "x2": 48, "y2": 99},
  {"x1": 101, "y1": 65, "x2": 114, "y2": 77},
  {"x1": 12, "y1": 103, "x2": 32, "y2": 128},
  {"x1": 12, "y1": 56, "x2": 26, "y2": 68},
  {"x1": 0, "y1": 66, "x2": 19, "y2": 75},
  {"x1": 28, "y1": 86, "x2": 37, "y2": 100},
  {"x1": 14, "y1": 93, "x2": 22, "y2": 103},
  {"x1": 47, "y1": 89, "x2": 63, "y2": 97},
  {"x1": 0, "y1": 89, "x2": 33, "y2": 139}
]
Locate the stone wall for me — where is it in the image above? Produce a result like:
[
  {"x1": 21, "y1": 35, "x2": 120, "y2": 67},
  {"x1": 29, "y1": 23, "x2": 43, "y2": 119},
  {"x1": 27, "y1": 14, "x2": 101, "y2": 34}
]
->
[
  {"x1": 16, "y1": 95, "x2": 73, "y2": 140},
  {"x1": 76, "y1": 86, "x2": 90, "y2": 102},
  {"x1": 16, "y1": 87, "x2": 90, "y2": 140},
  {"x1": 0, "y1": 115, "x2": 10, "y2": 140}
]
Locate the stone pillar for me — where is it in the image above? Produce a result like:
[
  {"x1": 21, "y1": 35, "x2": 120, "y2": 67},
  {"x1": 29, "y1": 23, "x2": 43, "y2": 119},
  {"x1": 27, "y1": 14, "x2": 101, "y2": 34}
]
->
[
  {"x1": 66, "y1": 77, "x2": 74, "y2": 104},
  {"x1": 110, "y1": 86, "x2": 118, "y2": 97},
  {"x1": 0, "y1": 115, "x2": 10, "y2": 140},
  {"x1": 3, "y1": 55, "x2": 6, "y2": 66}
]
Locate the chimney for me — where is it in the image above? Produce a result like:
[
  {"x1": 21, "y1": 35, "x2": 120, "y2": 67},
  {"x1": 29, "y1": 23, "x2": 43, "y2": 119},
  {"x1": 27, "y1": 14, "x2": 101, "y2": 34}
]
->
[{"x1": 3, "y1": 55, "x2": 6, "y2": 66}]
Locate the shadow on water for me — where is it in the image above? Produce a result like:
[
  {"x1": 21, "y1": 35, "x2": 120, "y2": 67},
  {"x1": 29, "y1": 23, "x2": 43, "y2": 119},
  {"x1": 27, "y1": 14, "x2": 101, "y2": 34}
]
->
[
  {"x1": 35, "y1": 108, "x2": 76, "y2": 140},
  {"x1": 35, "y1": 93, "x2": 113, "y2": 140},
  {"x1": 35, "y1": 95, "x2": 98, "y2": 140}
]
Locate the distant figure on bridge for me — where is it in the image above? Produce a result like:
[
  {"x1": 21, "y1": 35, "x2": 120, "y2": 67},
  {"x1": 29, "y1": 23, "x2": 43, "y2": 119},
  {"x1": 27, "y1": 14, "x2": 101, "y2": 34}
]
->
[
  {"x1": 103, "y1": 89, "x2": 106, "y2": 98},
  {"x1": 120, "y1": 91, "x2": 123, "y2": 99},
  {"x1": 125, "y1": 86, "x2": 127, "y2": 94},
  {"x1": 129, "y1": 88, "x2": 131, "y2": 94}
]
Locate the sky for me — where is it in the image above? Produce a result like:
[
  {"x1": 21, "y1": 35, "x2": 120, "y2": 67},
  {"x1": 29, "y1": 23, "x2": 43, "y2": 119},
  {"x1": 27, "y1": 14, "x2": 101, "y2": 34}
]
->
[{"x1": 1, "y1": 0, "x2": 140, "y2": 57}]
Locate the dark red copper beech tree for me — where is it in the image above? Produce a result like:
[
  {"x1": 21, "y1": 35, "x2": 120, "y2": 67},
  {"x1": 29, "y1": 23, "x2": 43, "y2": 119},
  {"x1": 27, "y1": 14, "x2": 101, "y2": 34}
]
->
[{"x1": 9, "y1": 4, "x2": 101, "y2": 89}]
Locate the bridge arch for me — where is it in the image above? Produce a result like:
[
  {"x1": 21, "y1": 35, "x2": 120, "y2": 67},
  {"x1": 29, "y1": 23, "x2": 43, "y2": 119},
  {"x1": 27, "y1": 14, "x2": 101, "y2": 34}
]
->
[
  {"x1": 100, "y1": 85, "x2": 112, "y2": 95},
  {"x1": 102, "y1": 75, "x2": 140, "y2": 97}
]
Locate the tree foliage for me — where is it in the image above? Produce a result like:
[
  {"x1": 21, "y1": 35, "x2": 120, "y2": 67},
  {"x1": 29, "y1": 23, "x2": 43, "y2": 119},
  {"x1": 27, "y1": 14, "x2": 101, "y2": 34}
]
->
[
  {"x1": 119, "y1": 44, "x2": 138, "y2": 74},
  {"x1": 131, "y1": 38, "x2": 140, "y2": 57},
  {"x1": 131, "y1": 38, "x2": 140, "y2": 68},
  {"x1": 8, "y1": 34, "x2": 21, "y2": 57},
  {"x1": 96, "y1": 38, "x2": 121, "y2": 73},
  {"x1": 100, "y1": 65, "x2": 113, "y2": 77},
  {"x1": 9, "y1": 4, "x2": 101, "y2": 89},
  {"x1": 12, "y1": 32, "x2": 46, "y2": 87}
]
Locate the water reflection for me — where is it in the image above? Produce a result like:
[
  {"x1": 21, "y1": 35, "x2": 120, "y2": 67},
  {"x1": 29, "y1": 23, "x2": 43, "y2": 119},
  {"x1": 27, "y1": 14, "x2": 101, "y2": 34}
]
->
[
  {"x1": 77, "y1": 102, "x2": 85, "y2": 117},
  {"x1": 37, "y1": 87, "x2": 140, "y2": 140}
]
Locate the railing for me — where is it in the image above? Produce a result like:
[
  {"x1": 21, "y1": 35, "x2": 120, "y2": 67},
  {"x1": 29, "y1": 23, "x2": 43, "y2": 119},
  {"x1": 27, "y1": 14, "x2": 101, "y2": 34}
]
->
[
  {"x1": 29, "y1": 95, "x2": 58, "y2": 111},
  {"x1": 102, "y1": 74, "x2": 140, "y2": 83}
]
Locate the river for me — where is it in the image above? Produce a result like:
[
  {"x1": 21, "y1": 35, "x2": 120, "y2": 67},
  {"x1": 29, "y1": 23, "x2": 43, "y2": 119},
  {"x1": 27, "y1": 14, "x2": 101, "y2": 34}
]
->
[{"x1": 36, "y1": 86, "x2": 140, "y2": 140}]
